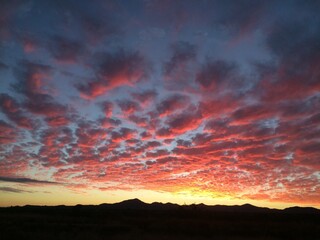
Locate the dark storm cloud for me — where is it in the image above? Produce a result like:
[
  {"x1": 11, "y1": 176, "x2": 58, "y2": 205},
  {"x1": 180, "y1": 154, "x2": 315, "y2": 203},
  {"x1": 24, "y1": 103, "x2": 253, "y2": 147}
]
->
[
  {"x1": 76, "y1": 49, "x2": 150, "y2": 99},
  {"x1": 0, "y1": 176, "x2": 59, "y2": 185}
]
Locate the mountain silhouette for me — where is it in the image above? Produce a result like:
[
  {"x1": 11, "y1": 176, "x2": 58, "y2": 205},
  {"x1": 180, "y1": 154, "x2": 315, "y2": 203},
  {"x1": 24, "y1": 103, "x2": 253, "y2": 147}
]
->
[
  {"x1": 113, "y1": 198, "x2": 147, "y2": 209},
  {"x1": 1, "y1": 199, "x2": 319, "y2": 240},
  {"x1": 94, "y1": 198, "x2": 320, "y2": 214}
]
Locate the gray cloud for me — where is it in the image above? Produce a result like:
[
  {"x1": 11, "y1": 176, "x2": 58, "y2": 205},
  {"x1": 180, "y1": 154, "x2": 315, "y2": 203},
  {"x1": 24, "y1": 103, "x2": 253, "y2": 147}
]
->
[
  {"x1": 0, "y1": 186, "x2": 33, "y2": 193},
  {"x1": 0, "y1": 176, "x2": 60, "y2": 185}
]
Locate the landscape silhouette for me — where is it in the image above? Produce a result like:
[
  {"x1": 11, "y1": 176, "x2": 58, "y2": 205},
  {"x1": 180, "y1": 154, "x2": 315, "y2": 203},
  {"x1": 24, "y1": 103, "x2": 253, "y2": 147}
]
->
[{"x1": 1, "y1": 199, "x2": 319, "y2": 240}]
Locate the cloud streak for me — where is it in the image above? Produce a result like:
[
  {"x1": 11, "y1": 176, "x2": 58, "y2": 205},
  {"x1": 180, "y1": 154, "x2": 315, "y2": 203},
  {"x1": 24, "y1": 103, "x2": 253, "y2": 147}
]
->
[
  {"x1": 0, "y1": 176, "x2": 60, "y2": 185},
  {"x1": 0, "y1": 187, "x2": 33, "y2": 193}
]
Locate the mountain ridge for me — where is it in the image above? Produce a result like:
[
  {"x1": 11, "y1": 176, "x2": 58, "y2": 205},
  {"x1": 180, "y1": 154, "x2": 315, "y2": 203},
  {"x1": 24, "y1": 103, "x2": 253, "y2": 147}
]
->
[{"x1": 3, "y1": 198, "x2": 319, "y2": 214}]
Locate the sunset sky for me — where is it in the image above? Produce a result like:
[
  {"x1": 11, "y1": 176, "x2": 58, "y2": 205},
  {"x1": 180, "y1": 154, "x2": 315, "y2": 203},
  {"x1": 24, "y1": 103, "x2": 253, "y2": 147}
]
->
[{"x1": 0, "y1": 0, "x2": 319, "y2": 209}]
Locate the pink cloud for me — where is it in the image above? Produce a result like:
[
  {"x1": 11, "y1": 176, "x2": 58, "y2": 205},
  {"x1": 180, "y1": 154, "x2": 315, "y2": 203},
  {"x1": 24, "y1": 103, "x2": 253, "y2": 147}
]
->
[
  {"x1": 77, "y1": 50, "x2": 149, "y2": 99},
  {"x1": 0, "y1": 94, "x2": 33, "y2": 129},
  {"x1": 166, "y1": 111, "x2": 202, "y2": 133},
  {"x1": 0, "y1": 120, "x2": 17, "y2": 144}
]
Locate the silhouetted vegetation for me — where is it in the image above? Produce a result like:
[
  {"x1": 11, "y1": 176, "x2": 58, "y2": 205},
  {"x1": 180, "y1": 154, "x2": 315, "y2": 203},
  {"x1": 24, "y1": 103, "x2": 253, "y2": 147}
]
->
[{"x1": 0, "y1": 199, "x2": 319, "y2": 240}]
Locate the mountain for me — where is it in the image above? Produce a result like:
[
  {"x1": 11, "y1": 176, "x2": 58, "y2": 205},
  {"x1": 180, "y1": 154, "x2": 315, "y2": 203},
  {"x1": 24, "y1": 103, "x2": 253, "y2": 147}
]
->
[
  {"x1": 95, "y1": 199, "x2": 320, "y2": 214},
  {"x1": 113, "y1": 198, "x2": 147, "y2": 209},
  {"x1": 1, "y1": 199, "x2": 319, "y2": 240},
  {"x1": 2, "y1": 199, "x2": 319, "y2": 215},
  {"x1": 283, "y1": 206, "x2": 320, "y2": 214}
]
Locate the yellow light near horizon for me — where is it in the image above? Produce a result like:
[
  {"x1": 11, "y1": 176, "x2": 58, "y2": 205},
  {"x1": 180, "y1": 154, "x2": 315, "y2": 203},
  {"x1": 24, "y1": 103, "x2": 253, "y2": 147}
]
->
[{"x1": 1, "y1": 182, "x2": 319, "y2": 210}]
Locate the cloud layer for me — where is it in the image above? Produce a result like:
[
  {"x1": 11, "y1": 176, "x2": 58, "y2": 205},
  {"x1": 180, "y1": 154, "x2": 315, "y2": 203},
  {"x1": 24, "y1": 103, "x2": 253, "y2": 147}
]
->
[{"x1": 0, "y1": 0, "x2": 319, "y2": 206}]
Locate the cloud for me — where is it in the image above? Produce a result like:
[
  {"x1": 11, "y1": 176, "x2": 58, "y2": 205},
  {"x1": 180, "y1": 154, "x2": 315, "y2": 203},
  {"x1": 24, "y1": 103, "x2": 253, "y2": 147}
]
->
[
  {"x1": 99, "y1": 117, "x2": 122, "y2": 128},
  {"x1": 0, "y1": 176, "x2": 60, "y2": 185},
  {"x1": 259, "y1": 12, "x2": 320, "y2": 102},
  {"x1": 12, "y1": 60, "x2": 52, "y2": 96},
  {"x1": 74, "y1": 123, "x2": 107, "y2": 154},
  {"x1": 47, "y1": 36, "x2": 87, "y2": 64},
  {"x1": 128, "y1": 114, "x2": 149, "y2": 127},
  {"x1": 155, "y1": 127, "x2": 174, "y2": 138},
  {"x1": 155, "y1": 94, "x2": 190, "y2": 117},
  {"x1": 176, "y1": 139, "x2": 192, "y2": 147},
  {"x1": 110, "y1": 127, "x2": 137, "y2": 142},
  {"x1": 213, "y1": 0, "x2": 267, "y2": 43},
  {"x1": 166, "y1": 111, "x2": 202, "y2": 133},
  {"x1": 7, "y1": 60, "x2": 72, "y2": 126},
  {"x1": 163, "y1": 41, "x2": 197, "y2": 90},
  {"x1": 80, "y1": 14, "x2": 119, "y2": 44},
  {"x1": 231, "y1": 103, "x2": 274, "y2": 125},
  {"x1": 0, "y1": 61, "x2": 8, "y2": 70},
  {"x1": 0, "y1": 120, "x2": 17, "y2": 144},
  {"x1": 198, "y1": 96, "x2": 239, "y2": 119},
  {"x1": 0, "y1": 0, "x2": 24, "y2": 40},
  {"x1": 99, "y1": 101, "x2": 113, "y2": 117},
  {"x1": 164, "y1": 41, "x2": 197, "y2": 75},
  {"x1": 117, "y1": 99, "x2": 140, "y2": 115},
  {"x1": 131, "y1": 90, "x2": 157, "y2": 107},
  {"x1": 24, "y1": 94, "x2": 71, "y2": 126},
  {"x1": 196, "y1": 60, "x2": 237, "y2": 91},
  {"x1": 140, "y1": 131, "x2": 152, "y2": 140},
  {"x1": 76, "y1": 49, "x2": 150, "y2": 99},
  {"x1": 0, "y1": 186, "x2": 32, "y2": 193},
  {"x1": 1, "y1": 0, "x2": 320, "y2": 206},
  {"x1": 0, "y1": 93, "x2": 33, "y2": 129},
  {"x1": 49, "y1": 0, "x2": 120, "y2": 44}
]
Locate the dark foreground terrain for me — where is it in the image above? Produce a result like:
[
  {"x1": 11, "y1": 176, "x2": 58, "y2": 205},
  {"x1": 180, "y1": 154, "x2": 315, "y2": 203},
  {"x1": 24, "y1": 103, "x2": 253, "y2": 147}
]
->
[{"x1": 1, "y1": 199, "x2": 319, "y2": 240}]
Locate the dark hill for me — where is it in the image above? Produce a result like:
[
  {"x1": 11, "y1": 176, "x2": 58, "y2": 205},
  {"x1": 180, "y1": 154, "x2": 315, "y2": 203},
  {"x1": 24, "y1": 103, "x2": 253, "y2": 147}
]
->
[
  {"x1": 2, "y1": 199, "x2": 320, "y2": 215},
  {"x1": 113, "y1": 198, "x2": 147, "y2": 209},
  {"x1": 96, "y1": 198, "x2": 319, "y2": 214},
  {"x1": 1, "y1": 199, "x2": 319, "y2": 240},
  {"x1": 284, "y1": 206, "x2": 320, "y2": 214}
]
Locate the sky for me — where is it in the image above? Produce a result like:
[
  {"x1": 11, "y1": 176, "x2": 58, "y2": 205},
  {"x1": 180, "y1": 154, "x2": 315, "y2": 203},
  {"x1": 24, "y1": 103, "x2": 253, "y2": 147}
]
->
[{"x1": 0, "y1": 0, "x2": 319, "y2": 209}]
